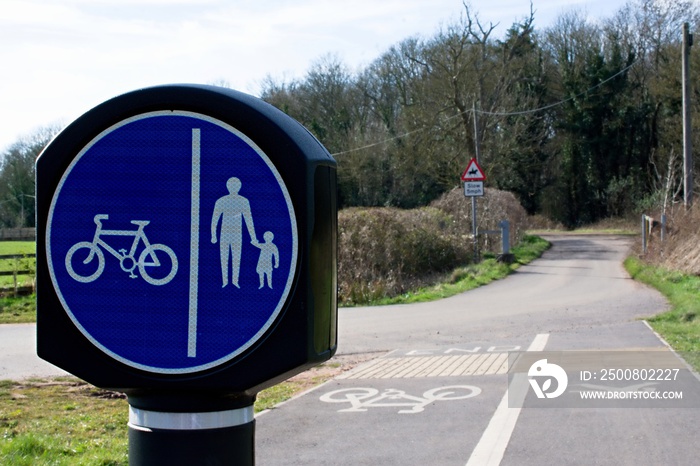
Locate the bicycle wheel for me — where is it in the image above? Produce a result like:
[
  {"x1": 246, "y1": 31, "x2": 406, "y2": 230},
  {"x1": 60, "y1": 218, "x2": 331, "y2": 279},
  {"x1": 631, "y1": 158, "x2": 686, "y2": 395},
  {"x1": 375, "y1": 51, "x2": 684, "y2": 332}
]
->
[
  {"x1": 65, "y1": 242, "x2": 105, "y2": 283},
  {"x1": 319, "y1": 387, "x2": 379, "y2": 403},
  {"x1": 423, "y1": 385, "x2": 481, "y2": 401},
  {"x1": 138, "y1": 244, "x2": 178, "y2": 285}
]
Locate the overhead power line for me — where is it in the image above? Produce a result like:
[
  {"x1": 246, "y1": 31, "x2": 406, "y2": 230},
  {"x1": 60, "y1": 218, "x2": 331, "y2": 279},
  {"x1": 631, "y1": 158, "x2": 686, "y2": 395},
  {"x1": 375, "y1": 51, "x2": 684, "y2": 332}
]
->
[{"x1": 331, "y1": 60, "x2": 637, "y2": 157}]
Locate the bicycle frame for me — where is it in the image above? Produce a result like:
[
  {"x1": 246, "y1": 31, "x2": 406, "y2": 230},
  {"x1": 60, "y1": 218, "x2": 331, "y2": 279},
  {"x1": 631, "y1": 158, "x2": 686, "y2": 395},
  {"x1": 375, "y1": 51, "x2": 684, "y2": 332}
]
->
[
  {"x1": 66, "y1": 214, "x2": 177, "y2": 286},
  {"x1": 87, "y1": 215, "x2": 159, "y2": 267}
]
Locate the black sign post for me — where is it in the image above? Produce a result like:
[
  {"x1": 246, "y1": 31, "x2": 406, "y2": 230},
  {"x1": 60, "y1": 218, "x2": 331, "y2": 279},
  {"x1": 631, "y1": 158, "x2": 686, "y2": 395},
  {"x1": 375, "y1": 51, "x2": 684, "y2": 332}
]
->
[{"x1": 36, "y1": 85, "x2": 337, "y2": 465}]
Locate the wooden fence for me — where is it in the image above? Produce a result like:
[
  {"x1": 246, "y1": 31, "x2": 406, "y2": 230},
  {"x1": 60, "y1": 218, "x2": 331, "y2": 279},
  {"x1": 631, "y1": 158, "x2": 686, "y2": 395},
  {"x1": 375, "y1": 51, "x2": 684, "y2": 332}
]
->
[
  {"x1": 0, "y1": 253, "x2": 35, "y2": 296},
  {"x1": 641, "y1": 214, "x2": 667, "y2": 254},
  {"x1": 0, "y1": 228, "x2": 36, "y2": 241}
]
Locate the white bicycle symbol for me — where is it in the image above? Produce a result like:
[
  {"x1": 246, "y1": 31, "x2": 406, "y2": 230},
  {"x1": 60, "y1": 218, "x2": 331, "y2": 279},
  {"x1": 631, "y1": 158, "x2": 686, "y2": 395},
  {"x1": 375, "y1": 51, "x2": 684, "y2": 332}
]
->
[
  {"x1": 319, "y1": 385, "x2": 481, "y2": 414},
  {"x1": 65, "y1": 214, "x2": 178, "y2": 286}
]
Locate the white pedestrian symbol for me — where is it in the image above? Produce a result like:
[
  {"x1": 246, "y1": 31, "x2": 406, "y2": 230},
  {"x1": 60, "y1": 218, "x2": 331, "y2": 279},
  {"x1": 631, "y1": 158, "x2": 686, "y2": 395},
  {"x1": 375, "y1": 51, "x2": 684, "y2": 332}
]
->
[
  {"x1": 253, "y1": 231, "x2": 279, "y2": 289},
  {"x1": 210, "y1": 177, "x2": 259, "y2": 288},
  {"x1": 65, "y1": 214, "x2": 178, "y2": 286}
]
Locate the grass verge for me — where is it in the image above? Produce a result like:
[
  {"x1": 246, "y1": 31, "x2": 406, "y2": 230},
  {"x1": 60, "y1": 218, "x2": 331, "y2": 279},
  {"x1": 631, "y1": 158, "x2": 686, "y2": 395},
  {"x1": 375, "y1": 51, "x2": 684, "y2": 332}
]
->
[
  {"x1": 0, "y1": 379, "x2": 129, "y2": 466},
  {"x1": 0, "y1": 294, "x2": 36, "y2": 324},
  {"x1": 370, "y1": 235, "x2": 550, "y2": 306},
  {"x1": 0, "y1": 367, "x2": 336, "y2": 466},
  {"x1": 624, "y1": 257, "x2": 700, "y2": 371}
]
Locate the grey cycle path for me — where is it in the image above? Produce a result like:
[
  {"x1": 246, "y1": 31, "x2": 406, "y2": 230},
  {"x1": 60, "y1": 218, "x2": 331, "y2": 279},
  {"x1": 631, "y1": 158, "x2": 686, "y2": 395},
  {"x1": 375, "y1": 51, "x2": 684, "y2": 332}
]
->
[{"x1": 255, "y1": 236, "x2": 700, "y2": 465}]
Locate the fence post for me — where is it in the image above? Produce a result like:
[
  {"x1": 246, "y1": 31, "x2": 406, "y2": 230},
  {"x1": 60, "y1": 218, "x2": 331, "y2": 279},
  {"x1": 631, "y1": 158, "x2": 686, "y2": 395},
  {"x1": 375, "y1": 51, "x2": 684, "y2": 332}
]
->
[
  {"x1": 499, "y1": 220, "x2": 510, "y2": 254},
  {"x1": 13, "y1": 257, "x2": 18, "y2": 298},
  {"x1": 495, "y1": 220, "x2": 515, "y2": 264},
  {"x1": 0, "y1": 253, "x2": 36, "y2": 296},
  {"x1": 641, "y1": 214, "x2": 647, "y2": 254}
]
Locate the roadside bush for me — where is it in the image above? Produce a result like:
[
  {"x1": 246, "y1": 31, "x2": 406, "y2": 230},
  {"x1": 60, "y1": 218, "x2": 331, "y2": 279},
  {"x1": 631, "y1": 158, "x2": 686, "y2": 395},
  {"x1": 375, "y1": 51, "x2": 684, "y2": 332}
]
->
[
  {"x1": 429, "y1": 187, "x2": 528, "y2": 253},
  {"x1": 338, "y1": 206, "x2": 469, "y2": 304},
  {"x1": 338, "y1": 187, "x2": 529, "y2": 305}
]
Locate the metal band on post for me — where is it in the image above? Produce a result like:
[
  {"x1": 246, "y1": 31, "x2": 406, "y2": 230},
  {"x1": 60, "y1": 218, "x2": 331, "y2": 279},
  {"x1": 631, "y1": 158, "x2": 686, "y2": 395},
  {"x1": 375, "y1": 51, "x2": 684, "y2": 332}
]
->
[
  {"x1": 128, "y1": 405, "x2": 254, "y2": 431},
  {"x1": 128, "y1": 404, "x2": 255, "y2": 466}
]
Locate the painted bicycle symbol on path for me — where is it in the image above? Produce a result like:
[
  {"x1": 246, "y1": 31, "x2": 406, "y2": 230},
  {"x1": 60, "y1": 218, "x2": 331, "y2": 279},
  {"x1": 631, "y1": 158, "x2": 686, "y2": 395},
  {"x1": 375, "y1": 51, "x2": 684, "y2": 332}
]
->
[
  {"x1": 65, "y1": 214, "x2": 178, "y2": 285},
  {"x1": 319, "y1": 385, "x2": 481, "y2": 414}
]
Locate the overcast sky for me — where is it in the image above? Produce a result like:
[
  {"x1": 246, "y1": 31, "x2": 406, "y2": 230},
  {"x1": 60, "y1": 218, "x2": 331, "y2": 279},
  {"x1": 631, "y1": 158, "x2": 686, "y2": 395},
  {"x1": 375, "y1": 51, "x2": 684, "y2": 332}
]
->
[{"x1": 1, "y1": 0, "x2": 632, "y2": 152}]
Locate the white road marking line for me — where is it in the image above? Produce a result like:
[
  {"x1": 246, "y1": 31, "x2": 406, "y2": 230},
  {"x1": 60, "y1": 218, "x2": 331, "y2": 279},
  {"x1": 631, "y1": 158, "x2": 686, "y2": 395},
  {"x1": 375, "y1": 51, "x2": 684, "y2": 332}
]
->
[{"x1": 465, "y1": 333, "x2": 549, "y2": 466}]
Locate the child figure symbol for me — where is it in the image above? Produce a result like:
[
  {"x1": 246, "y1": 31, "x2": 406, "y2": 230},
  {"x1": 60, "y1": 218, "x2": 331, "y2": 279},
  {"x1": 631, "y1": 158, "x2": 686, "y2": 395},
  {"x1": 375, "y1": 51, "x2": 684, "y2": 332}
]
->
[{"x1": 253, "y1": 231, "x2": 279, "y2": 289}]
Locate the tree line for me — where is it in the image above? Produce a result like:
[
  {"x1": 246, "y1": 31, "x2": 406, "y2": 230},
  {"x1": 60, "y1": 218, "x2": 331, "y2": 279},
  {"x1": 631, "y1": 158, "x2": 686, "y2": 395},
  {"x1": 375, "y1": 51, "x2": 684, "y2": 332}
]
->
[
  {"x1": 261, "y1": 0, "x2": 700, "y2": 226},
  {"x1": 0, "y1": 126, "x2": 58, "y2": 229},
  {"x1": 1, "y1": 0, "x2": 698, "y2": 229}
]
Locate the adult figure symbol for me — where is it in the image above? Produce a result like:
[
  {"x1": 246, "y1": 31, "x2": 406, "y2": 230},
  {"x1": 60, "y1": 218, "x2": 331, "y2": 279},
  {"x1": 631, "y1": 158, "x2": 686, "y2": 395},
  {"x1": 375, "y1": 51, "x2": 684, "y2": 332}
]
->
[{"x1": 211, "y1": 177, "x2": 258, "y2": 288}]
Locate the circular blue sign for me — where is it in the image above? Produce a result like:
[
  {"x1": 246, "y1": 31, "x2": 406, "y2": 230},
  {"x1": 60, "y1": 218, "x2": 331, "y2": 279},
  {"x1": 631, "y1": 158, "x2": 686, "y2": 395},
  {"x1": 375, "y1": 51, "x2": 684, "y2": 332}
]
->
[{"x1": 47, "y1": 111, "x2": 298, "y2": 374}]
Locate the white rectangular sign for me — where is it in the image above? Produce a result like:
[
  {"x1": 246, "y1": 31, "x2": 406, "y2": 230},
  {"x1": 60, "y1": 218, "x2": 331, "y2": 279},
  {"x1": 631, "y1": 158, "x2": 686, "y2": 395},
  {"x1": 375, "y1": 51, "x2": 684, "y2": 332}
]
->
[{"x1": 464, "y1": 181, "x2": 484, "y2": 197}]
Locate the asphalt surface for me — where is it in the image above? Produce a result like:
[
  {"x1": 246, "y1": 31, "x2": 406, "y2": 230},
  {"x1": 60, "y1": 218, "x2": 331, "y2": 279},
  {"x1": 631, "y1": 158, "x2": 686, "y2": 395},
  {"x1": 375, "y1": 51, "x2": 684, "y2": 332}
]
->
[
  {"x1": 3, "y1": 235, "x2": 700, "y2": 465},
  {"x1": 0, "y1": 323, "x2": 68, "y2": 380},
  {"x1": 254, "y1": 235, "x2": 700, "y2": 465},
  {"x1": 334, "y1": 235, "x2": 665, "y2": 355}
]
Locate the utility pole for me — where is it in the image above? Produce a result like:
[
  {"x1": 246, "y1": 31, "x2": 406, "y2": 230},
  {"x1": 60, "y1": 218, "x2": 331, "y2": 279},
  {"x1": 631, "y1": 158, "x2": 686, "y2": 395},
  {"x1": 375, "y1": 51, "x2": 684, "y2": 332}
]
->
[
  {"x1": 683, "y1": 22, "x2": 694, "y2": 207},
  {"x1": 472, "y1": 102, "x2": 481, "y2": 263}
]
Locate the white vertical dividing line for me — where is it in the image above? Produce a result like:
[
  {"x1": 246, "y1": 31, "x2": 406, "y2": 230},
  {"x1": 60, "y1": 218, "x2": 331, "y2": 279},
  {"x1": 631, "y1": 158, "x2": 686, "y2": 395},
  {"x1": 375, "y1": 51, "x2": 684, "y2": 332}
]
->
[
  {"x1": 465, "y1": 333, "x2": 549, "y2": 466},
  {"x1": 188, "y1": 128, "x2": 201, "y2": 358}
]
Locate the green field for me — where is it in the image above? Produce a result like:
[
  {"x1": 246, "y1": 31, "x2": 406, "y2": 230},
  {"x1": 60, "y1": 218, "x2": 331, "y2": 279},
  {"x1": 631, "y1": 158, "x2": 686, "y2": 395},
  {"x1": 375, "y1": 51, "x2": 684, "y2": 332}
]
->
[
  {"x1": 0, "y1": 242, "x2": 35, "y2": 256},
  {"x1": 0, "y1": 242, "x2": 36, "y2": 292}
]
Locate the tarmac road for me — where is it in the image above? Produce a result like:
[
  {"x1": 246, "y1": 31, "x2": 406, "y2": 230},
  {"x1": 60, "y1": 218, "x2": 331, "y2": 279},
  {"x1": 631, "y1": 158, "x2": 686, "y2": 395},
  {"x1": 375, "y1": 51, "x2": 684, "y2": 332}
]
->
[
  {"x1": 255, "y1": 235, "x2": 700, "y2": 465},
  {"x1": 335, "y1": 235, "x2": 666, "y2": 355},
  {"x1": 0, "y1": 323, "x2": 68, "y2": 380}
]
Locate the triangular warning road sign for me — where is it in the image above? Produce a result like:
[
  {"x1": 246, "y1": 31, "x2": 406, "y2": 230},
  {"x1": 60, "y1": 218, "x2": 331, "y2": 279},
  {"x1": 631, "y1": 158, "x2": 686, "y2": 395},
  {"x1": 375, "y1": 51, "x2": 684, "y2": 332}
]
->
[{"x1": 461, "y1": 158, "x2": 486, "y2": 181}]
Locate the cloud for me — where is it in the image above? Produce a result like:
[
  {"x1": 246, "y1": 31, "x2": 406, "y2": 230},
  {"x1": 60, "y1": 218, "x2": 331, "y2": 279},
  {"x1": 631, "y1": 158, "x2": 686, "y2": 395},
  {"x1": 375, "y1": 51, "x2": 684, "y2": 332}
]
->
[{"x1": 0, "y1": 0, "x2": 627, "y2": 151}]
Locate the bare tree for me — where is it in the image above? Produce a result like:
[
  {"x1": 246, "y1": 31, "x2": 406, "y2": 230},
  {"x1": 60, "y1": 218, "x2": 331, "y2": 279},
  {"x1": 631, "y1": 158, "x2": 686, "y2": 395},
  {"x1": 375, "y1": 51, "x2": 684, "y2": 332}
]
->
[{"x1": 0, "y1": 125, "x2": 62, "y2": 227}]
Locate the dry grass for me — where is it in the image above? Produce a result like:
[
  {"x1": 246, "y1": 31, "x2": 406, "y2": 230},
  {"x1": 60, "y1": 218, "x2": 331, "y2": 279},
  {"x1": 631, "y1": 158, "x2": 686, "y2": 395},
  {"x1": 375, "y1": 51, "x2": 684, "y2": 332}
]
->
[{"x1": 643, "y1": 204, "x2": 700, "y2": 275}]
